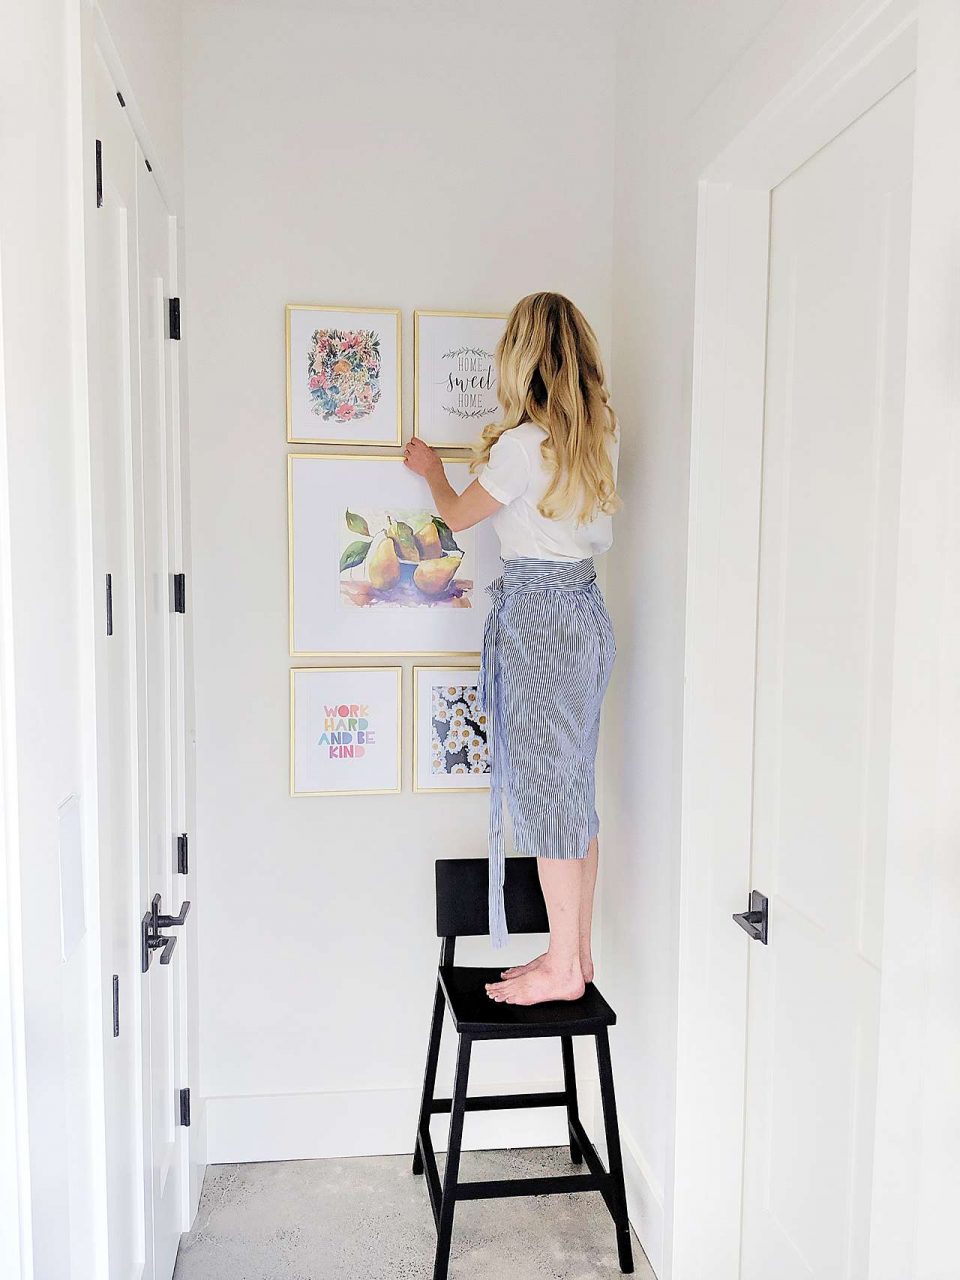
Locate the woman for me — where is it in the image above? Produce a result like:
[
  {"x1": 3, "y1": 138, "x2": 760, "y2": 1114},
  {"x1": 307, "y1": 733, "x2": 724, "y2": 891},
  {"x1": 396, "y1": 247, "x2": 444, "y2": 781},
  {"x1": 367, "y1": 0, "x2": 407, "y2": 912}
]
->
[{"x1": 404, "y1": 291, "x2": 618, "y2": 1007}]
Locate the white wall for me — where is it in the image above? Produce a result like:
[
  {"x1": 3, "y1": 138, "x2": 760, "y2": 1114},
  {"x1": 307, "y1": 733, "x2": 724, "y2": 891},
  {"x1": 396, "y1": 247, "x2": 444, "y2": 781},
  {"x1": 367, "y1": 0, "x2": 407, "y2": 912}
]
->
[
  {"x1": 183, "y1": 0, "x2": 616, "y2": 1162},
  {"x1": 601, "y1": 0, "x2": 883, "y2": 1273},
  {"x1": 0, "y1": 2, "x2": 183, "y2": 1275}
]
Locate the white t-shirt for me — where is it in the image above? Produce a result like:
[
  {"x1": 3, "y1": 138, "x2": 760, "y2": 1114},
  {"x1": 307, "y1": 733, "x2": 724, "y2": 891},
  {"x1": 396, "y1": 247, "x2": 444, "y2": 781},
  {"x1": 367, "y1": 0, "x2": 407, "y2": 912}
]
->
[{"x1": 476, "y1": 421, "x2": 617, "y2": 561}]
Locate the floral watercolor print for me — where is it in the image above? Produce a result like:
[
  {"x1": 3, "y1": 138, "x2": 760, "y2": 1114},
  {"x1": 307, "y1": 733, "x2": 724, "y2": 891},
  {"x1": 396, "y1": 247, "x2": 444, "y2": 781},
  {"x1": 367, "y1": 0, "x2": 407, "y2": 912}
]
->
[
  {"x1": 287, "y1": 306, "x2": 400, "y2": 446},
  {"x1": 430, "y1": 682, "x2": 489, "y2": 776},
  {"x1": 338, "y1": 506, "x2": 474, "y2": 609},
  {"x1": 307, "y1": 328, "x2": 381, "y2": 423}
]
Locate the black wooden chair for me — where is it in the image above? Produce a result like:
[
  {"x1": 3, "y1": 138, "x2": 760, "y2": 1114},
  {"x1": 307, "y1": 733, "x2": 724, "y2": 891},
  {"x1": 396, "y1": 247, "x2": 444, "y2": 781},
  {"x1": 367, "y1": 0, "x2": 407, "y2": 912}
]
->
[{"x1": 413, "y1": 857, "x2": 634, "y2": 1279}]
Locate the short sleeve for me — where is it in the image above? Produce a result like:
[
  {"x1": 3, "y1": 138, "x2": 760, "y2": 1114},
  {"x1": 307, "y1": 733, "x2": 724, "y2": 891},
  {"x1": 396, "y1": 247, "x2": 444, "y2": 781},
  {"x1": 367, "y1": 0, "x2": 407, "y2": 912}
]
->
[{"x1": 477, "y1": 431, "x2": 531, "y2": 505}]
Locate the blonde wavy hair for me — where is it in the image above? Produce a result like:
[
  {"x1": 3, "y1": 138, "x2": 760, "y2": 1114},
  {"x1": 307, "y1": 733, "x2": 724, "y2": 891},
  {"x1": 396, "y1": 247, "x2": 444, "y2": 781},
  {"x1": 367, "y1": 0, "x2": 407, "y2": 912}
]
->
[{"x1": 472, "y1": 292, "x2": 619, "y2": 524}]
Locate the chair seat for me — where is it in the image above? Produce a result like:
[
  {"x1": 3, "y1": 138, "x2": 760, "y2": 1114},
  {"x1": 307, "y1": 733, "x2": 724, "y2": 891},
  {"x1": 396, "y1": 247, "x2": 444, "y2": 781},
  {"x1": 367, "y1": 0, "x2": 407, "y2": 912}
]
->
[{"x1": 439, "y1": 966, "x2": 617, "y2": 1036}]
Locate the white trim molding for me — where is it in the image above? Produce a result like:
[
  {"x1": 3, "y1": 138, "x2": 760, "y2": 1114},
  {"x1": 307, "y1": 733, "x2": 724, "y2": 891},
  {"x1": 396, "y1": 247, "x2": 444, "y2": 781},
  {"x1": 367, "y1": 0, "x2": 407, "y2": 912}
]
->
[
  {"x1": 0, "y1": 224, "x2": 34, "y2": 1280},
  {"x1": 205, "y1": 1078, "x2": 598, "y2": 1166},
  {"x1": 868, "y1": 2, "x2": 960, "y2": 1274}
]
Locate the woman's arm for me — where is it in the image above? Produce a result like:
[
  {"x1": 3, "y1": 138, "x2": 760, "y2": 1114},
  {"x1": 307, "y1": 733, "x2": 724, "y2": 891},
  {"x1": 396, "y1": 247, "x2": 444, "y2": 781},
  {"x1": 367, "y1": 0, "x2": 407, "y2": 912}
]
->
[{"x1": 403, "y1": 437, "x2": 502, "y2": 533}]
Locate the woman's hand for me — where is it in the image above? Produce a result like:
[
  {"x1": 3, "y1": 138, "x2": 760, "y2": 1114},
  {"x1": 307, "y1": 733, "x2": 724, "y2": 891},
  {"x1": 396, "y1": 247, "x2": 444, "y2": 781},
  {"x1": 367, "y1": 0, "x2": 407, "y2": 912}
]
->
[{"x1": 403, "y1": 436, "x2": 443, "y2": 480}]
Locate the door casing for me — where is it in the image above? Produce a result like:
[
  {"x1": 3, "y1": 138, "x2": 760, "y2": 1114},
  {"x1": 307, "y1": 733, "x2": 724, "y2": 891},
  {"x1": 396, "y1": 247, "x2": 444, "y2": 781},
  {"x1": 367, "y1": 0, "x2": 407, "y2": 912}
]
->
[{"x1": 671, "y1": 1, "x2": 960, "y2": 1277}]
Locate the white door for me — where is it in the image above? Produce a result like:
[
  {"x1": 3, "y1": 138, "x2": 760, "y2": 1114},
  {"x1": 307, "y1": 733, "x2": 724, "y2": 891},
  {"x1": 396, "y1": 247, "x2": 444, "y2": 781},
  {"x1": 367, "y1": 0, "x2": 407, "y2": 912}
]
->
[
  {"x1": 134, "y1": 143, "x2": 189, "y2": 1280},
  {"x1": 739, "y1": 78, "x2": 914, "y2": 1279},
  {"x1": 88, "y1": 52, "x2": 190, "y2": 1280},
  {"x1": 89, "y1": 52, "x2": 146, "y2": 1280}
]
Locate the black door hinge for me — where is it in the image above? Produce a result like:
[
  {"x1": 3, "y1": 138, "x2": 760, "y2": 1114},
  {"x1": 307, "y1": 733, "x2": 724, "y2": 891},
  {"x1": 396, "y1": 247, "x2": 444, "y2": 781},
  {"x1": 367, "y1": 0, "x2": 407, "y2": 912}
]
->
[
  {"x1": 96, "y1": 139, "x2": 103, "y2": 207},
  {"x1": 144, "y1": 157, "x2": 153, "y2": 173},
  {"x1": 168, "y1": 297, "x2": 181, "y2": 341},
  {"x1": 105, "y1": 572, "x2": 113, "y2": 635},
  {"x1": 116, "y1": 91, "x2": 126, "y2": 108},
  {"x1": 179, "y1": 1087, "x2": 191, "y2": 1127},
  {"x1": 177, "y1": 833, "x2": 189, "y2": 876},
  {"x1": 112, "y1": 974, "x2": 120, "y2": 1037},
  {"x1": 173, "y1": 573, "x2": 186, "y2": 614}
]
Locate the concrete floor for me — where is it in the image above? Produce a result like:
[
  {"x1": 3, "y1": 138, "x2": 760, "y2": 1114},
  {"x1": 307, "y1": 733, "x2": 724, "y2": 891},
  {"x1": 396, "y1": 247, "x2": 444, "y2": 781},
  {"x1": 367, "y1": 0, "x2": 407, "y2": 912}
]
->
[{"x1": 174, "y1": 1147, "x2": 655, "y2": 1280}]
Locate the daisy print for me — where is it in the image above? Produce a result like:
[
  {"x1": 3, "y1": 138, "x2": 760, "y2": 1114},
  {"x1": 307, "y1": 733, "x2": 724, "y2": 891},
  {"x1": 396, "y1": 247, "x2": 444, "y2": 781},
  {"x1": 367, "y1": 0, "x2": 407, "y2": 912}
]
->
[{"x1": 429, "y1": 681, "x2": 490, "y2": 778}]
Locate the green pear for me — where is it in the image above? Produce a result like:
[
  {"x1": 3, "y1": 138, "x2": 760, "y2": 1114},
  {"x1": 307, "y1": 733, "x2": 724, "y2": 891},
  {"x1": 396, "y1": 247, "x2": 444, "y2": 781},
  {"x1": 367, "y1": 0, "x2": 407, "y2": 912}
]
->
[
  {"x1": 414, "y1": 519, "x2": 443, "y2": 560},
  {"x1": 413, "y1": 554, "x2": 462, "y2": 597},
  {"x1": 386, "y1": 517, "x2": 419, "y2": 562},
  {"x1": 368, "y1": 536, "x2": 401, "y2": 590}
]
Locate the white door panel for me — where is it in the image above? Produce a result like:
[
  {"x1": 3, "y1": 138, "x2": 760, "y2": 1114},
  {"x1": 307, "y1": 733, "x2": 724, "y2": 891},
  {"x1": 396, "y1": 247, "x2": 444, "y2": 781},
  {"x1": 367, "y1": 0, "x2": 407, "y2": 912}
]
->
[
  {"x1": 740, "y1": 78, "x2": 914, "y2": 1280},
  {"x1": 90, "y1": 51, "x2": 147, "y2": 1280},
  {"x1": 89, "y1": 52, "x2": 189, "y2": 1280},
  {"x1": 136, "y1": 158, "x2": 186, "y2": 1280}
]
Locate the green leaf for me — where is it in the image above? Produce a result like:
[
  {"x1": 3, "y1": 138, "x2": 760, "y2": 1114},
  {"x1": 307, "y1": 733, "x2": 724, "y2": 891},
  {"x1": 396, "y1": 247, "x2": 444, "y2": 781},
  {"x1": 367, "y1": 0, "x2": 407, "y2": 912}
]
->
[
  {"x1": 339, "y1": 540, "x2": 371, "y2": 573},
  {"x1": 345, "y1": 509, "x2": 370, "y2": 537},
  {"x1": 432, "y1": 516, "x2": 461, "y2": 555}
]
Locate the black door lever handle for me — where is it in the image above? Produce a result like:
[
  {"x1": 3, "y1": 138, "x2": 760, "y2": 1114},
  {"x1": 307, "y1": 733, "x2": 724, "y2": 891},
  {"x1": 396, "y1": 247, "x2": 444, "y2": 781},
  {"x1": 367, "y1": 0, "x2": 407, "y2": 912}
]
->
[
  {"x1": 155, "y1": 894, "x2": 191, "y2": 929},
  {"x1": 144, "y1": 931, "x2": 177, "y2": 966},
  {"x1": 141, "y1": 893, "x2": 191, "y2": 972},
  {"x1": 733, "y1": 890, "x2": 769, "y2": 944}
]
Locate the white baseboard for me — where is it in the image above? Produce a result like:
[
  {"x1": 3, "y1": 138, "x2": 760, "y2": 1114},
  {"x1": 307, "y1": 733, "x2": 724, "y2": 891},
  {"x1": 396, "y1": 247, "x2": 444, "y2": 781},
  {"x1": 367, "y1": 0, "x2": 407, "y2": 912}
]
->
[{"x1": 205, "y1": 1078, "x2": 599, "y2": 1166}]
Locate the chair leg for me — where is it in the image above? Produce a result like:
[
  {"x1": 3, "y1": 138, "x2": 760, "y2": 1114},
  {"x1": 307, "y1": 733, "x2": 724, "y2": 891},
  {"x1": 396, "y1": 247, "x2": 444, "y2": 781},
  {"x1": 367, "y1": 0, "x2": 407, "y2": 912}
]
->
[
  {"x1": 596, "y1": 1028, "x2": 634, "y2": 1274},
  {"x1": 560, "y1": 1034, "x2": 583, "y2": 1164},
  {"x1": 412, "y1": 977, "x2": 445, "y2": 1175},
  {"x1": 433, "y1": 1033, "x2": 472, "y2": 1280}
]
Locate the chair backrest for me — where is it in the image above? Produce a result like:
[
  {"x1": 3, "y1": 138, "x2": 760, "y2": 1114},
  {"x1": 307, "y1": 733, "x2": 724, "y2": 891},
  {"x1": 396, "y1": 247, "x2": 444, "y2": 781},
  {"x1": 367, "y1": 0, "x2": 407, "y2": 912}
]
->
[{"x1": 435, "y1": 857, "x2": 549, "y2": 938}]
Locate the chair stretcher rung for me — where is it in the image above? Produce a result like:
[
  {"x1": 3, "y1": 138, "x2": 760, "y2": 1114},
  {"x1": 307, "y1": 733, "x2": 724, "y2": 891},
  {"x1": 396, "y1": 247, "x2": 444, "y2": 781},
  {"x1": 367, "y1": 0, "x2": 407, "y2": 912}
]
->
[
  {"x1": 455, "y1": 1173, "x2": 605, "y2": 1200},
  {"x1": 430, "y1": 1090, "x2": 567, "y2": 1114},
  {"x1": 416, "y1": 1132, "x2": 442, "y2": 1228},
  {"x1": 568, "y1": 1116, "x2": 615, "y2": 1215}
]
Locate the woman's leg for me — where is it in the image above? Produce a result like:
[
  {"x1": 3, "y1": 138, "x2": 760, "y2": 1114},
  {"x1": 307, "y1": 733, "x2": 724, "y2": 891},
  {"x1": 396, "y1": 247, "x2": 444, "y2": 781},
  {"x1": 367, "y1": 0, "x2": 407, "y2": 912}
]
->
[
  {"x1": 485, "y1": 857, "x2": 586, "y2": 1004},
  {"x1": 498, "y1": 836, "x2": 599, "y2": 982}
]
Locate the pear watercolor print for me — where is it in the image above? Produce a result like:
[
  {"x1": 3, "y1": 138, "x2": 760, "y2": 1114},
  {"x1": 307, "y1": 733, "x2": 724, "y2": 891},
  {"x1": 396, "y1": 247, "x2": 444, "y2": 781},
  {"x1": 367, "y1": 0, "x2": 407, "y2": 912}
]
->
[
  {"x1": 414, "y1": 310, "x2": 507, "y2": 448},
  {"x1": 290, "y1": 666, "x2": 401, "y2": 796},
  {"x1": 288, "y1": 454, "x2": 501, "y2": 655},
  {"x1": 286, "y1": 304, "x2": 401, "y2": 446},
  {"x1": 339, "y1": 507, "x2": 471, "y2": 609}
]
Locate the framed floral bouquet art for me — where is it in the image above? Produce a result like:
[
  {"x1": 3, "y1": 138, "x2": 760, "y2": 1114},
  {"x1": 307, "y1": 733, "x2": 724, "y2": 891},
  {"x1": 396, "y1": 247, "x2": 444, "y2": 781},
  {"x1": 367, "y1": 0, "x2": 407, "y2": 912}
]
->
[{"x1": 286, "y1": 304, "x2": 401, "y2": 445}]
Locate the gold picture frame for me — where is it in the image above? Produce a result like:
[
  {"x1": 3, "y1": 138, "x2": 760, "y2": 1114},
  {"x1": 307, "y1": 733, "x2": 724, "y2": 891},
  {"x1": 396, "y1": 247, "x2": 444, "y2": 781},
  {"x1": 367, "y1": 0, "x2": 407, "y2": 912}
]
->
[
  {"x1": 412, "y1": 664, "x2": 489, "y2": 793},
  {"x1": 289, "y1": 664, "x2": 402, "y2": 796},
  {"x1": 413, "y1": 309, "x2": 507, "y2": 449},
  {"x1": 286, "y1": 303, "x2": 402, "y2": 447},
  {"x1": 287, "y1": 452, "x2": 501, "y2": 657}
]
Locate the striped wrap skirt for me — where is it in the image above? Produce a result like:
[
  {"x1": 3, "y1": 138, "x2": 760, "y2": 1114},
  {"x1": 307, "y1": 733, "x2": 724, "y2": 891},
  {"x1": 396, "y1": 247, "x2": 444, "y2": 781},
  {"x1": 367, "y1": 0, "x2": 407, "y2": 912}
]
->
[{"x1": 478, "y1": 556, "x2": 616, "y2": 948}]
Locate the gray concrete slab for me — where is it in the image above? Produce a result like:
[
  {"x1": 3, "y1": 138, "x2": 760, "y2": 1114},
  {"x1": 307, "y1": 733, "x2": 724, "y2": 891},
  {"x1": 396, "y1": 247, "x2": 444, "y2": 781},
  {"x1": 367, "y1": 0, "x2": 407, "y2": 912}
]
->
[{"x1": 174, "y1": 1147, "x2": 656, "y2": 1279}]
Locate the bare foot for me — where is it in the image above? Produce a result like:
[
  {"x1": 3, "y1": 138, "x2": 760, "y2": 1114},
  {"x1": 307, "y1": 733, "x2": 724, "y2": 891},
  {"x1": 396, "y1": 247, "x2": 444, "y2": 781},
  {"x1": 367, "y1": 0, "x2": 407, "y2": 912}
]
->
[
  {"x1": 485, "y1": 962, "x2": 585, "y2": 1006},
  {"x1": 500, "y1": 952, "x2": 547, "y2": 980},
  {"x1": 502, "y1": 953, "x2": 593, "y2": 983}
]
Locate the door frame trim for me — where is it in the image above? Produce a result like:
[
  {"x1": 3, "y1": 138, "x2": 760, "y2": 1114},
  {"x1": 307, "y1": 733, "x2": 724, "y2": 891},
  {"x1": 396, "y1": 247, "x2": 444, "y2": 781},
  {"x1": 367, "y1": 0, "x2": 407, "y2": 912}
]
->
[
  {"x1": 0, "y1": 213, "x2": 35, "y2": 1280},
  {"x1": 672, "y1": 4, "x2": 924, "y2": 1277}
]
